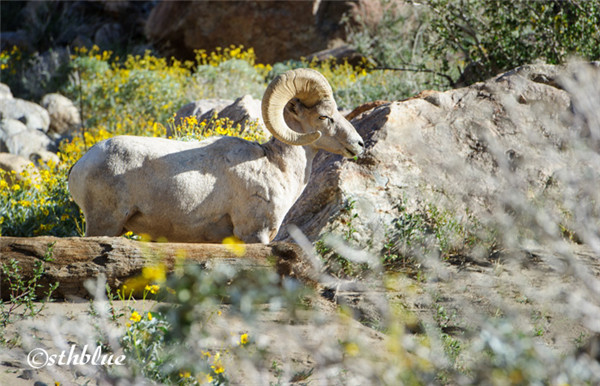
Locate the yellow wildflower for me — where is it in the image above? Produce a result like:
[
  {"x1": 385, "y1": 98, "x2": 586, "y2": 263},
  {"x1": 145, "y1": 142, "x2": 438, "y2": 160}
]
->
[
  {"x1": 11, "y1": 184, "x2": 20, "y2": 191},
  {"x1": 212, "y1": 363, "x2": 225, "y2": 374},
  {"x1": 179, "y1": 370, "x2": 191, "y2": 378},
  {"x1": 197, "y1": 372, "x2": 214, "y2": 384},
  {"x1": 344, "y1": 342, "x2": 360, "y2": 357},
  {"x1": 240, "y1": 333, "x2": 249, "y2": 346},
  {"x1": 129, "y1": 311, "x2": 142, "y2": 323},
  {"x1": 145, "y1": 284, "x2": 160, "y2": 294},
  {"x1": 147, "y1": 312, "x2": 153, "y2": 321},
  {"x1": 142, "y1": 264, "x2": 167, "y2": 283},
  {"x1": 222, "y1": 236, "x2": 246, "y2": 257}
]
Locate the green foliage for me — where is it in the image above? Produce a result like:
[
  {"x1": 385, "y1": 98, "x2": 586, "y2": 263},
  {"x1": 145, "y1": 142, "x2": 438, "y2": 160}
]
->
[
  {"x1": 121, "y1": 308, "x2": 171, "y2": 382},
  {"x1": 172, "y1": 113, "x2": 268, "y2": 144},
  {"x1": 0, "y1": 164, "x2": 82, "y2": 237},
  {"x1": 343, "y1": 0, "x2": 453, "y2": 95},
  {"x1": 65, "y1": 47, "x2": 191, "y2": 130},
  {"x1": 191, "y1": 59, "x2": 267, "y2": 100},
  {"x1": 315, "y1": 199, "x2": 371, "y2": 278},
  {"x1": 424, "y1": 0, "x2": 600, "y2": 84},
  {"x1": 109, "y1": 264, "x2": 309, "y2": 385},
  {"x1": 344, "y1": 0, "x2": 600, "y2": 94},
  {"x1": 383, "y1": 200, "x2": 493, "y2": 269},
  {"x1": 0, "y1": 243, "x2": 59, "y2": 328},
  {"x1": 0, "y1": 46, "x2": 72, "y2": 101}
]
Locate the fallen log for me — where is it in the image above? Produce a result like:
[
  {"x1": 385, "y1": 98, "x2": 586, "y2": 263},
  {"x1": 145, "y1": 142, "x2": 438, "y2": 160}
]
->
[{"x1": 0, "y1": 236, "x2": 313, "y2": 299}]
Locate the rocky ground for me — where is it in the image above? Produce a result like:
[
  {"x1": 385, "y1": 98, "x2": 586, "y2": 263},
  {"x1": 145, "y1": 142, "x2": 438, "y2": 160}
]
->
[{"x1": 0, "y1": 241, "x2": 598, "y2": 385}]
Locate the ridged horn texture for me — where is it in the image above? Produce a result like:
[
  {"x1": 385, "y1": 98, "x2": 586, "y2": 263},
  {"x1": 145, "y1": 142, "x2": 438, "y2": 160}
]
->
[{"x1": 262, "y1": 68, "x2": 333, "y2": 146}]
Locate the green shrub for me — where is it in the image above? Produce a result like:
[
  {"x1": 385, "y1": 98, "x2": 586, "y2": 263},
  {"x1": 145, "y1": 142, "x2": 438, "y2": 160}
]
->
[
  {"x1": 344, "y1": 0, "x2": 600, "y2": 93},
  {"x1": 424, "y1": 0, "x2": 600, "y2": 84}
]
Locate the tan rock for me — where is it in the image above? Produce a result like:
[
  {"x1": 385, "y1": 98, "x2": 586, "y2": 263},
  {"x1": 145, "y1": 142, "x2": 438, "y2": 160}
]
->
[
  {"x1": 0, "y1": 152, "x2": 40, "y2": 185},
  {"x1": 278, "y1": 63, "x2": 597, "y2": 249},
  {"x1": 41, "y1": 93, "x2": 81, "y2": 136},
  {"x1": 144, "y1": 1, "x2": 351, "y2": 63}
]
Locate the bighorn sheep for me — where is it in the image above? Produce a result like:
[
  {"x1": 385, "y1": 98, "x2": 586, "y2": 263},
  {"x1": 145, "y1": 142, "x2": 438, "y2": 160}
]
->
[{"x1": 68, "y1": 68, "x2": 364, "y2": 243}]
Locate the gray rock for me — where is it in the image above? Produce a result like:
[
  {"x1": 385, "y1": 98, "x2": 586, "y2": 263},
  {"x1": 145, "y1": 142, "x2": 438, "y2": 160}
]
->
[
  {"x1": 94, "y1": 23, "x2": 124, "y2": 50},
  {"x1": 4, "y1": 128, "x2": 54, "y2": 161},
  {"x1": 0, "y1": 30, "x2": 30, "y2": 52},
  {"x1": 145, "y1": 1, "x2": 352, "y2": 64},
  {"x1": 170, "y1": 99, "x2": 232, "y2": 136},
  {"x1": 0, "y1": 98, "x2": 50, "y2": 133},
  {"x1": 171, "y1": 96, "x2": 269, "y2": 138},
  {"x1": 215, "y1": 95, "x2": 268, "y2": 137},
  {"x1": 0, "y1": 119, "x2": 27, "y2": 152},
  {"x1": 278, "y1": 63, "x2": 598, "y2": 252},
  {"x1": 29, "y1": 150, "x2": 60, "y2": 167},
  {"x1": 41, "y1": 93, "x2": 81, "y2": 136},
  {"x1": 0, "y1": 83, "x2": 12, "y2": 100}
]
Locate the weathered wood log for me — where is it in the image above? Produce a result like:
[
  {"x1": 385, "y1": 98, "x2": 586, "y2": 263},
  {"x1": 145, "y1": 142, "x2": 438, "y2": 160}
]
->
[{"x1": 0, "y1": 236, "x2": 313, "y2": 299}]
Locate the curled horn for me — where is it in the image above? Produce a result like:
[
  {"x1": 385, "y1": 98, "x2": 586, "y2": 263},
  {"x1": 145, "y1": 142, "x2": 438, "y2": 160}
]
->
[{"x1": 261, "y1": 68, "x2": 333, "y2": 146}]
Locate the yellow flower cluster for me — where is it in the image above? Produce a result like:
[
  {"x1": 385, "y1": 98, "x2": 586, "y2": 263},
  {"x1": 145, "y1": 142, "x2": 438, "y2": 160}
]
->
[
  {"x1": 222, "y1": 236, "x2": 247, "y2": 257},
  {"x1": 195, "y1": 45, "x2": 268, "y2": 70},
  {"x1": 171, "y1": 114, "x2": 268, "y2": 144},
  {"x1": 145, "y1": 284, "x2": 160, "y2": 295},
  {"x1": 0, "y1": 45, "x2": 21, "y2": 74},
  {"x1": 0, "y1": 155, "x2": 81, "y2": 237},
  {"x1": 129, "y1": 311, "x2": 142, "y2": 323}
]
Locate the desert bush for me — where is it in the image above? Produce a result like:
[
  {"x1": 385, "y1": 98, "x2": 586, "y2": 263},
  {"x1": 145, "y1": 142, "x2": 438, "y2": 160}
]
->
[
  {"x1": 64, "y1": 46, "x2": 192, "y2": 129},
  {"x1": 343, "y1": 0, "x2": 453, "y2": 96},
  {"x1": 0, "y1": 160, "x2": 82, "y2": 238},
  {"x1": 424, "y1": 0, "x2": 600, "y2": 84},
  {"x1": 344, "y1": 0, "x2": 600, "y2": 93},
  {"x1": 0, "y1": 243, "x2": 58, "y2": 330}
]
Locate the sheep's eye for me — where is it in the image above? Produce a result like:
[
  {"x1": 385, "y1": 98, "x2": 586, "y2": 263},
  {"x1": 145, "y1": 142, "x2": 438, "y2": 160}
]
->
[{"x1": 319, "y1": 115, "x2": 329, "y2": 121}]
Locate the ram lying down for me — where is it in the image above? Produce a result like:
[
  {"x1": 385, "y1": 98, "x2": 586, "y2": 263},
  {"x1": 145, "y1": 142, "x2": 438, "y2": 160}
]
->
[{"x1": 68, "y1": 69, "x2": 364, "y2": 243}]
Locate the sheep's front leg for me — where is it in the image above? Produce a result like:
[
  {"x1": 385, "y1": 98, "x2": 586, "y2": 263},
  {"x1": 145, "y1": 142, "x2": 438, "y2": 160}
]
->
[{"x1": 231, "y1": 205, "x2": 280, "y2": 244}]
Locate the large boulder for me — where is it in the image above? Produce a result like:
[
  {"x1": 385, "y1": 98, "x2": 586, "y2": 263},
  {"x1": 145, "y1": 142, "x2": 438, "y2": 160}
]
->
[
  {"x1": 278, "y1": 63, "x2": 600, "y2": 249},
  {"x1": 0, "y1": 119, "x2": 27, "y2": 153},
  {"x1": 40, "y1": 93, "x2": 81, "y2": 136},
  {"x1": 0, "y1": 117, "x2": 58, "y2": 166},
  {"x1": 0, "y1": 84, "x2": 12, "y2": 100},
  {"x1": 0, "y1": 98, "x2": 50, "y2": 133},
  {"x1": 145, "y1": 1, "x2": 352, "y2": 63}
]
